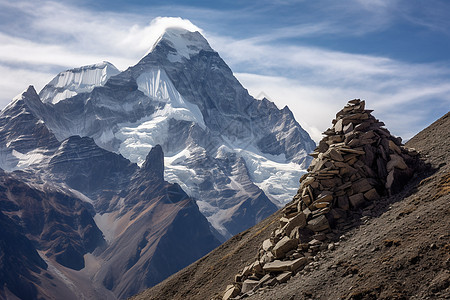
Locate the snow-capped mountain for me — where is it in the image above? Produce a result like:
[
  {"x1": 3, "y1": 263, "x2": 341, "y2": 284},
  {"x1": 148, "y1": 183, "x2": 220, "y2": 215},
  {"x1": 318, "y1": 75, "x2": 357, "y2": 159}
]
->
[
  {"x1": 0, "y1": 25, "x2": 315, "y2": 299},
  {"x1": 23, "y1": 27, "x2": 315, "y2": 238},
  {"x1": 40, "y1": 61, "x2": 120, "y2": 104},
  {"x1": 0, "y1": 88, "x2": 220, "y2": 299}
]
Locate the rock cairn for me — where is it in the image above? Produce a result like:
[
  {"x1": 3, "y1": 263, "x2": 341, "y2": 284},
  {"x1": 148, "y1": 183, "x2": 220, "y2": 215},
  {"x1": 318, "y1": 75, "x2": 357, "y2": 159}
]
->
[{"x1": 223, "y1": 99, "x2": 419, "y2": 299}]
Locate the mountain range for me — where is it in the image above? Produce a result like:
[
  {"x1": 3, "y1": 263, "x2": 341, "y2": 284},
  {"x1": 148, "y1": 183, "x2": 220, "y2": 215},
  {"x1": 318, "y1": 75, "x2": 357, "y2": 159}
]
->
[{"x1": 0, "y1": 27, "x2": 315, "y2": 299}]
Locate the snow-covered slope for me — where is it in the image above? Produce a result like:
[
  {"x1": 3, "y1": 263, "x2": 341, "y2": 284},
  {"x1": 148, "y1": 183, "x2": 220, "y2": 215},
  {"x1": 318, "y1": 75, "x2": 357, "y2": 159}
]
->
[{"x1": 40, "y1": 61, "x2": 120, "y2": 104}]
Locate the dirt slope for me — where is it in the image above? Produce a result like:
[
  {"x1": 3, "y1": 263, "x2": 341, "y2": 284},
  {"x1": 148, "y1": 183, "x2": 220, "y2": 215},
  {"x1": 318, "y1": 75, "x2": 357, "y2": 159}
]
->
[{"x1": 131, "y1": 112, "x2": 449, "y2": 300}]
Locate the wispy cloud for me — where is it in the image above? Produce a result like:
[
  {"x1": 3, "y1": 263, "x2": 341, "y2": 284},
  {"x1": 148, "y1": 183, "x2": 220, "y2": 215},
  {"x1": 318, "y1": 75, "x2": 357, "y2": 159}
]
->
[{"x1": 215, "y1": 30, "x2": 450, "y2": 141}]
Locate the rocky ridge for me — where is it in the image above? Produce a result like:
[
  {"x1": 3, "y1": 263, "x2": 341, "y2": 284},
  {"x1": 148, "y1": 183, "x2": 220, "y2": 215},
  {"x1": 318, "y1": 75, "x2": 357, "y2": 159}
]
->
[{"x1": 223, "y1": 99, "x2": 421, "y2": 299}]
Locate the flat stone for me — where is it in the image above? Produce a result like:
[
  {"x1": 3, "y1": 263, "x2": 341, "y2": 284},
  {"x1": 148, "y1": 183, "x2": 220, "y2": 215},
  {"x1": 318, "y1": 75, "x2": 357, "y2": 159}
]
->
[
  {"x1": 262, "y1": 239, "x2": 274, "y2": 252},
  {"x1": 265, "y1": 278, "x2": 277, "y2": 286},
  {"x1": 300, "y1": 176, "x2": 315, "y2": 189},
  {"x1": 284, "y1": 212, "x2": 307, "y2": 236},
  {"x1": 314, "y1": 202, "x2": 329, "y2": 209},
  {"x1": 387, "y1": 154, "x2": 407, "y2": 171},
  {"x1": 306, "y1": 215, "x2": 330, "y2": 232},
  {"x1": 340, "y1": 147, "x2": 365, "y2": 155},
  {"x1": 334, "y1": 118, "x2": 343, "y2": 132},
  {"x1": 235, "y1": 274, "x2": 243, "y2": 283},
  {"x1": 306, "y1": 185, "x2": 315, "y2": 202},
  {"x1": 223, "y1": 285, "x2": 240, "y2": 300},
  {"x1": 279, "y1": 217, "x2": 289, "y2": 227},
  {"x1": 347, "y1": 138, "x2": 361, "y2": 147},
  {"x1": 329, "y1": 208, "x2": 346, "y2": 219},
  {"x1": 386, "y1": 170, "x2": 395, "y2": 189},
  {"x1": 316, "y1": 193, "x2": 333, "y2": 202},
  {"x1": 327, "y1": 135, "x2": 344, "y2": 143},
  {"x1": 308, "y1": 239, "x2": 322, "y2": 246},
  {"x1": 241, "y1": 279, "x2": 260, "y2": 294},
  {"x1": 388, "y1": 140, "x2": 402, "y2": 154},
  {"x1": 276, "y1": 272, "x2": 292, "y2": 284},
  {"x1": 364, "y1": 188, "x2": 380, "y2": 201},
  {"x1": 241, "y1": 265, "x2": 252, "y2": 276},
  {"x1": 259, "y1": 274, "x2": 272, "y2": 284},
  {"x1": 260, "y1": 251, "x2": 274, "y2": 264},
  {"x1": 272, "y1": 236, "x2": 298, "y2": 259},
  {"x1": 302, "y1": 194, "x2": 312, "y2": 205},
  {"x1": 263, "y1": 257, "x2": 308, "y2": 273},
  {"x1": 251, "y1": 260, "x2": 263, "y2": 275},
  {"x1": 352, "y1": 178, "x2": 373, "y2": 193},
  {"x1": 377, "y1": 157, "x2": 388, "y2": 178},
  {"x1": 343, "y1": 122, "x2": 354, "y2": 134},
  {"x1": 349, "y1": 193, "x2": 365, "y2": 208},
  {"x1": 327, "y1": 148, "x2": 344, "y2": 161},
  {"x1": 354, "y1": 122, "x2": 370, "y2": 132},
  {"x1": 337, "y1": 195, "x2": 350, "y2": 210}
]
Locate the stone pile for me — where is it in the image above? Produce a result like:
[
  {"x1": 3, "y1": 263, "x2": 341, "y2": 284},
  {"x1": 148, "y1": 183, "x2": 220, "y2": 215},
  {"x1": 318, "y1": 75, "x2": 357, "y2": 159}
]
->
[{"x1": 223, "y1": 99, "x2": 419, "y2": 300}]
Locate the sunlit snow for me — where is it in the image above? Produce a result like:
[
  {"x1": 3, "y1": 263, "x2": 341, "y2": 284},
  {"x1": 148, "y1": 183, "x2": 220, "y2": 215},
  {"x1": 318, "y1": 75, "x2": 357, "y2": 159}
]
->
[{"x1": 40, "y1": 61, "x2": 120, "y2": 104}]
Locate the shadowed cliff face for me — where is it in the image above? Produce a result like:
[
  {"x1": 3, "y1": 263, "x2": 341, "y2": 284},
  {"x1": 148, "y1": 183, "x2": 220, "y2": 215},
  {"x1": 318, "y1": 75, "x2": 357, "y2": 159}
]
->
[
  {"x1": 0, "y1": 170, "x2": 105, "y2": 271},
  {"x1": 0, "y1": 209, "x2": 47, "y2": 300}
]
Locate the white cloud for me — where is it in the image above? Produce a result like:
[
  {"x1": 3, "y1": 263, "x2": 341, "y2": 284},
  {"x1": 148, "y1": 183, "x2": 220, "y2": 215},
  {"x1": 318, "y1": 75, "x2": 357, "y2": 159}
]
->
[
  {"x1": 0, "y1": 0, "x2": 449, "y2": 144},
  {"x1": 0, "y1": 64, "x2": 54, "y2": 103},
  {"x1": 0, "y1": 0, "x2": 202, "y2": 106}
]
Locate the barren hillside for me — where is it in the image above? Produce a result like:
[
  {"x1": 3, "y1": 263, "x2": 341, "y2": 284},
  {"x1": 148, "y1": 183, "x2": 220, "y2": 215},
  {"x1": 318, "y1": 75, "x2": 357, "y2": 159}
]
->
[{"x1": 132, "y1": 112, "x2": 449, "y2": 300}]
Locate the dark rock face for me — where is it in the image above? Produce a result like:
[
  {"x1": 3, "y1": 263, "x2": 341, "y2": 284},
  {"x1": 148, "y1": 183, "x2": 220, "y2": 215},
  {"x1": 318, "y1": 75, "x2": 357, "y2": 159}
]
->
[
  {"x1": 141, "y1": 144, "x2": 164, "y2": 180},
  {"x1": 48, "y1": 135, "x2": 138, "y2": 211},
  {"x1": 0, "y1": 171, "x2": 105, "y2": 271},
  {"x1": 0, "y1": 209, "x2": 47, "y2": 300},
  {"x1": 90, "y1": 145, "x2": 220, "y2": 299},
  {"x1": 0, "y1": 86, "x2": 59, "y2": 169}
]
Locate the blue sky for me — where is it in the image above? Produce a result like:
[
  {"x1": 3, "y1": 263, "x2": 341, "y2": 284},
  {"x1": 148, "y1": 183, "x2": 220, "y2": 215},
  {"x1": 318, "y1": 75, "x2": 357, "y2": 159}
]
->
[{"x1": 0, "y1": 0, "x2": 449, "y2": 142}]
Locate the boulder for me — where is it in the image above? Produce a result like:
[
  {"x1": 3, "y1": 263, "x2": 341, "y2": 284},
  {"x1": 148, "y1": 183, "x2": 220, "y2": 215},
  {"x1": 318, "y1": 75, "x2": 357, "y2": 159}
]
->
[
  {"x1": 364, "y1": 188, "x2": 380, "y2": 201},
  {"x1": 263, "y1": 257, "x2": 308, "y2": 273},
  {"x1": 352, "y1": 178, "x2": 373, "y2": 193},
  {"x1": 284, "y1": 212, "x2": 306, "y2": 236},
  {"x1": 272, "y1": 236, "x2": 298, "y2": 259},
  {"x1": 262, "y1": 239, "x2": 273, "y2": 252},
  {"x1": 241, "y1": 279, "x2": 260, "y2": 294},
  {"x1": 223, "y1": 285, "x2": 240, "y2": 300},
  {"x1": 349, "y1": 193, "x2": 365, "y2": 208},
  {"x1": 276, "y1": 272, "x2": 292, "y2": 284},
  {"x1": 387, "y1": 154, "x2": 407, "y2": 171},
  {"x1": 306, "y1": 215, "x2": 330, "y2": 232}
]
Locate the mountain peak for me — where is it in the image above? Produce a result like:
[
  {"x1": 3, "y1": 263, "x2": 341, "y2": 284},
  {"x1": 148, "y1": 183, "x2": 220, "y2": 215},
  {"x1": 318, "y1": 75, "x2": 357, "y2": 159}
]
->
[
  {"x1": 146, "y1": 27, "x2": 213, "y2": 63},
  {"x1": 141, "y1": 145, "x2": 165, "y2": 180},
  {"x1": 39, "y1": 61, "x2": 120, "y2": 104}
]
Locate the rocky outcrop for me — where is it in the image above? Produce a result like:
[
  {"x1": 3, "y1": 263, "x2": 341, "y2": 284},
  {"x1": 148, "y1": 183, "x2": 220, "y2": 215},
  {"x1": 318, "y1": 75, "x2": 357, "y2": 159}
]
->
[
  {"x1": 224, "y1": 99, "x2": 421, "y2": 299},
  {"x1": 0, "y1": 170, "x2": 105, "y2": 271}
]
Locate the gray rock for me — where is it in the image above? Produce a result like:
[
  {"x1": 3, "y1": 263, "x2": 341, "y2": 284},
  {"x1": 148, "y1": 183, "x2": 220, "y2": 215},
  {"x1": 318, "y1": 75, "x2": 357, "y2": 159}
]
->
[
  {"x1": 262, "y1": 257, "x2": 308, "y2": 273},
  {"x1": 349, "y1": 193, "x2": 365, "y2": 208},
  {"x1": 272, "y1": 236, "x2": 298, "y2": 259},
  {"x1": 276, "y1": 272, "x2": 292, "y2": 284},
  {"x1": 241, "y1": 279, "x2": 260, "y2": 294},
  {"x1": 306, "y1": 215, "x2": 330, "y2": 232},
  {"x1": 284, "y1": 213, "x2": 307, "y2": 236},
  {"x1": 223, "y1": 285, "x2": 240, "y2": 300}
]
